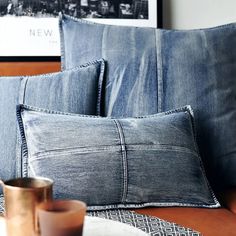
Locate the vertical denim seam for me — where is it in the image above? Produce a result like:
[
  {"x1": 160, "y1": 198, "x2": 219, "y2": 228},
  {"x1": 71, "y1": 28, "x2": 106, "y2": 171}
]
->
[
  {"x1": 19, "y1": 77, "x2": 29, "y2": 104},
  {"x1": 16, "y1": 106, "x2": 29, "y2": 178},
  {"x1": 59, "y1": 12, "x2": 66, "y2": 71},
  {"x1": 101, "y1": 26, "x2": 108, "y2": 115},
  {"x1": 155, "y1": 30, "x2": 163, "y2": 112},
  {"x1": 15, "y1": 78, "x2": 23, "y2": 178},
  {"x1": 113, "y1": 119, "x2": 128, "y2": 204},
  {"x1": 96, "y1": 59, "x2": 105, "y2": 116},
  {"x1": 186, "y1": 109, "x2": 220, "y2": 207},
  {"x1": 15, "y1": 77, "x2": 28, "y2": 178},
  {"x1": 19, "y1": 78, "x2": 29, "y2": 176}
]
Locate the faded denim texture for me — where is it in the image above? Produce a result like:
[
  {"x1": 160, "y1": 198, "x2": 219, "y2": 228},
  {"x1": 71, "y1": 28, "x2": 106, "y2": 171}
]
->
[
  {"x1": 60, "y1": 15, "x2": 236, "y2": 190},
  {"x1": 0, "y1": 77, "x2": 21, "y2": 181},
  {"x1": 0, "y1": 60, "x2": 105, "y2": 184},
  {"x1": 17, "y1": 104, "x2": 220, "y2": 210}
]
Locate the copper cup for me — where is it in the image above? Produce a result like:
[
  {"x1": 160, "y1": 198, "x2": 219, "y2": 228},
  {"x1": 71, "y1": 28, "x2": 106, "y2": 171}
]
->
[
  {"x1": 37, "y1": 200, "x2": 87, "y2": 236},
  {"x1": 0, "y1": 177, "x2": 53, "y2": 236}
]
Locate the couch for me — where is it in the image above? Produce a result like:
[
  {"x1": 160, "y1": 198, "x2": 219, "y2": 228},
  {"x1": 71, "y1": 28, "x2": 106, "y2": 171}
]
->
[{"x1": 1, "y1": 61, "x2": 236, "y2": 236}]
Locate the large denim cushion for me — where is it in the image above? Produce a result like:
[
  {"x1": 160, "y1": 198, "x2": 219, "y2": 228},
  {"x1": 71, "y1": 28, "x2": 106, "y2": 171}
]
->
[
  {"x1": 0, "y1": 59, "x2": 105, "y2": 182},
  {"x1": 17, "y1": 104, "x2": 220, "y2": 210},
  {"x1": 59, "y1": 15, "x2": 236, "y2": 190},
  {"x1": 59, "y1": 14, "x2": 158, "y2": 117}
]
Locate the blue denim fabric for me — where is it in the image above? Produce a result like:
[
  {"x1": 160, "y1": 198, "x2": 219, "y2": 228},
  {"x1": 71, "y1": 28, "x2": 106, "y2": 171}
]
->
[
  {"x1": 161, "y1": 27, "x2": 236, "y2": 190},
  {"x1": 0, "y1": 77, "x2": 21, "y2": 181},
  {"x1": 59, "y1": 14, "x2": 236, "y2": 190},
  {"x1": 17, "y1": 104, "x2": 220, "y2": 210},
  {"x1": 0, "y1": 60, "x2": 105, "y2": 184},
  {"x1": 59, "y1": 14, "x2": 158, "y2": 117}
]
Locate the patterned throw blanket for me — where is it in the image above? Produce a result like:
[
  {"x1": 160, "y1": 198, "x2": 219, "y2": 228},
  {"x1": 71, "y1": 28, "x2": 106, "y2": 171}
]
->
[
  {"x1": 0, "y1": 196, "x2": 201, "y2": 235},
  {"x1": 0, "y1": 196, "x2": 3, "y2": 214}
]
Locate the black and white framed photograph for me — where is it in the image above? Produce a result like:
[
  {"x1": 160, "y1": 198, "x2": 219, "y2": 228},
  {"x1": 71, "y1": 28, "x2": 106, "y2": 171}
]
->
[
  {"x1": 0, "y1": 0, "x2": 162, "y2": 58},
  {"x1": 60, "y1": 0, "x2": 161, "y2": 28}
]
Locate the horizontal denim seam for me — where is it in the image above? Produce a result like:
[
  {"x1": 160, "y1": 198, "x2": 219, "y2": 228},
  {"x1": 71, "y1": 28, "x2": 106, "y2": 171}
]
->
[
  {"x1": 113, "y1": 119, "x2": 128, "y2": 204},
  {"x1": 127, "y1": 144, "x2": 199, "y2": 156},
  {"x1": 29, "y1": 146, "x2": 123, "y2": 159},
  {"x1": 86, "y1": 200, "x2": 221, "y2": 211},
  {"x1": 19, "y1": 104, "x2": 192, "y2": 120},
  {"x1": 19, "y1": 104, "x2": 103, "y2": 118},
  {"x1": 130, "y1": 105, "x2": 192, "y2": 119},
  {"x1": 27, "y1": 144, "x2": 200, "y2": 162},
  {"x1": 23, "y1": 59, "x2": 105, "y2": 79}
]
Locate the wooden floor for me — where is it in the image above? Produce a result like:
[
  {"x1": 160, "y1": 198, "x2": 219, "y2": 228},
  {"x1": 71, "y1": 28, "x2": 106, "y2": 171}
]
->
[{"x1": 0, "y1": 62, "x2": 61, "y2": 76}]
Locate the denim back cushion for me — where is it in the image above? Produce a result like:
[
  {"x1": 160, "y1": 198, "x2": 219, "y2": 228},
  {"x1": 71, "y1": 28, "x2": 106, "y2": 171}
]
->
[
  {"x1": 59, "y1": 15, "x2": 236, "y2": 190},
  {"x1": 17, "y1": 104, "x2": 220, "y2": 210},
  {"x1": 0, "y1": 59, "x2": 105, "y2": 182}
]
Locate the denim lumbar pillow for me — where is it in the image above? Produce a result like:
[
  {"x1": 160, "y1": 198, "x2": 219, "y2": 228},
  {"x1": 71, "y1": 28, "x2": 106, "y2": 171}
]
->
[
  {"x1": 59, "y1": 14, "x2": 236, "y2": 190},
  {"x1": 0, "y1": 59, "x2": 104, "y2": 181},
  {"x1": 17, "y1": 104, "x2": 220, "y2": 210}
]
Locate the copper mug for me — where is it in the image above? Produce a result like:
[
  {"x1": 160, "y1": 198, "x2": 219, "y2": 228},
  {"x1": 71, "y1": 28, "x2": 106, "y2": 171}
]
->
[
  {"x1": 0, "y1": 177, "x2": 53, "y2": 236},
  {"x1": 37, "y1": 200, "x2": 87, "y2": 236}
]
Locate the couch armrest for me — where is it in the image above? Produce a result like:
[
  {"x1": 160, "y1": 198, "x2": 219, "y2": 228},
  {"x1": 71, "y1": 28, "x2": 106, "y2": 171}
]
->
[{"x1": 220, "y1": 188, "x2": 236, "y2": 214}]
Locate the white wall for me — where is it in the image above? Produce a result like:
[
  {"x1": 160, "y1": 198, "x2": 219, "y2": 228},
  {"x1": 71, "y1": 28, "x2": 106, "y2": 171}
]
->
[{"x1": 163, "y1": 0, "x2": 236, "y2": 29}]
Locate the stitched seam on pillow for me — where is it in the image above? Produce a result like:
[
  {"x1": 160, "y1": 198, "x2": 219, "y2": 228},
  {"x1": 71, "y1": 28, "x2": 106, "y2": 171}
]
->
[
  {"x1": 19, "y1": 104, "x2": 102, "y2": 118},
  {"x1": 28, "y1": 163, "x2": 36, "y2": 176},
  {"x1": 22, "y1": 59, "x2": 103, "y2": 79},
  {"x1": 16, "y1": 78, "x2": 29, "y2": 177},
  {"x1": 29, "y1": 145, "x2": 122, "y2": 159},
  {"x1": 15, "y1": 125, "x2": 22, "y2": 178},
  {"x1": 184, "y1": 108, "x2": 221, "y2": 207},
  {"x1": 133, "y1": 105, "x2": 191, "y2": 119},
  {"x1": 155, "y1": 30, "x2": 163, "y2": 113},
  {"x1": 19, "y1": 77, "x2": 29, "y2": 104},
  {"x1": 15, "y1": 77, "x2": 24, "y2": 178},
  {"x1": 16, "y1": 106, "x2": 29, "y2": 177},
  {"x1": 113, "y1": 119, "x2": 128, "y2": 204},
  {"x1": 86, "y1": 200, "x2": 220, "y2": 210},
  {"x1": 28, "y1": 144, "x2": 199, "y2": 159},
  {"x1": 59, "y1": 12, "x2": 66, "y2": 70},
  {"x1": 19, "y1": 104, "x2": 192, "y2": 120},
  {"x1": 96, "y1": 59, "x2": 105, "y2": 116}
]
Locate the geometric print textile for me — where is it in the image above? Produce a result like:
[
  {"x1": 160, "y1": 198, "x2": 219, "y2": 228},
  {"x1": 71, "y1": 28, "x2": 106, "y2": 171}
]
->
[
  {"x1": 0, "y1": 196, "x2": 3, "y2": 214},
  {"x1": 88, "y1": 209, "x2": 202, "y2": 236},
  {"x1": 0, "y1": 196, "x2": 201, "y2": 235},
  {"x1": 0, "y1": 194, "x2": 4, "y2": 215}
]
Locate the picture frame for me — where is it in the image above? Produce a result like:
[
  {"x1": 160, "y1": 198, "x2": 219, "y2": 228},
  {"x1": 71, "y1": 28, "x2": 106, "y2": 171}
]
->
[{"x1": 0, "y1": 0, "x2": 162, "y2": 60}]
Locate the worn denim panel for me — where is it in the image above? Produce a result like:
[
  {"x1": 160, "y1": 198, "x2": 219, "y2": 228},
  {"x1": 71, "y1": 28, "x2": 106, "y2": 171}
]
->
[
  {"x1": 60, "y1": 14, "x2": 158, "y2": 117},
  {"x1": 60, "y1": 15, "x2": 236, "y2": 189},
  {"x1": 0, "y1": 77, "x2": 21, "y2": 181},
  {"x1": 16, "y1": 60, "x2": 105, "y2": 177},
  {"x1": 126, "y1": 149, "x2": 214, "y2": 205},
  {"x1": 17, "y1": 105, "x2": 220, "y2": 210},
  {"x1": 0, "y1": 60, "x2": 105, "y2": 185},
  {"x1": 29, "y1": 151, "x2": 123, "y2": 206},
  {"x1": 160, "y1": 25, "x2": 236, "y2": 189},
  {"x1": 23, "y1": 60, "x2": 105, "y2": 115},
  {"x1": 119, "y1": 115, "x2": 214, "y2": 205}
]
